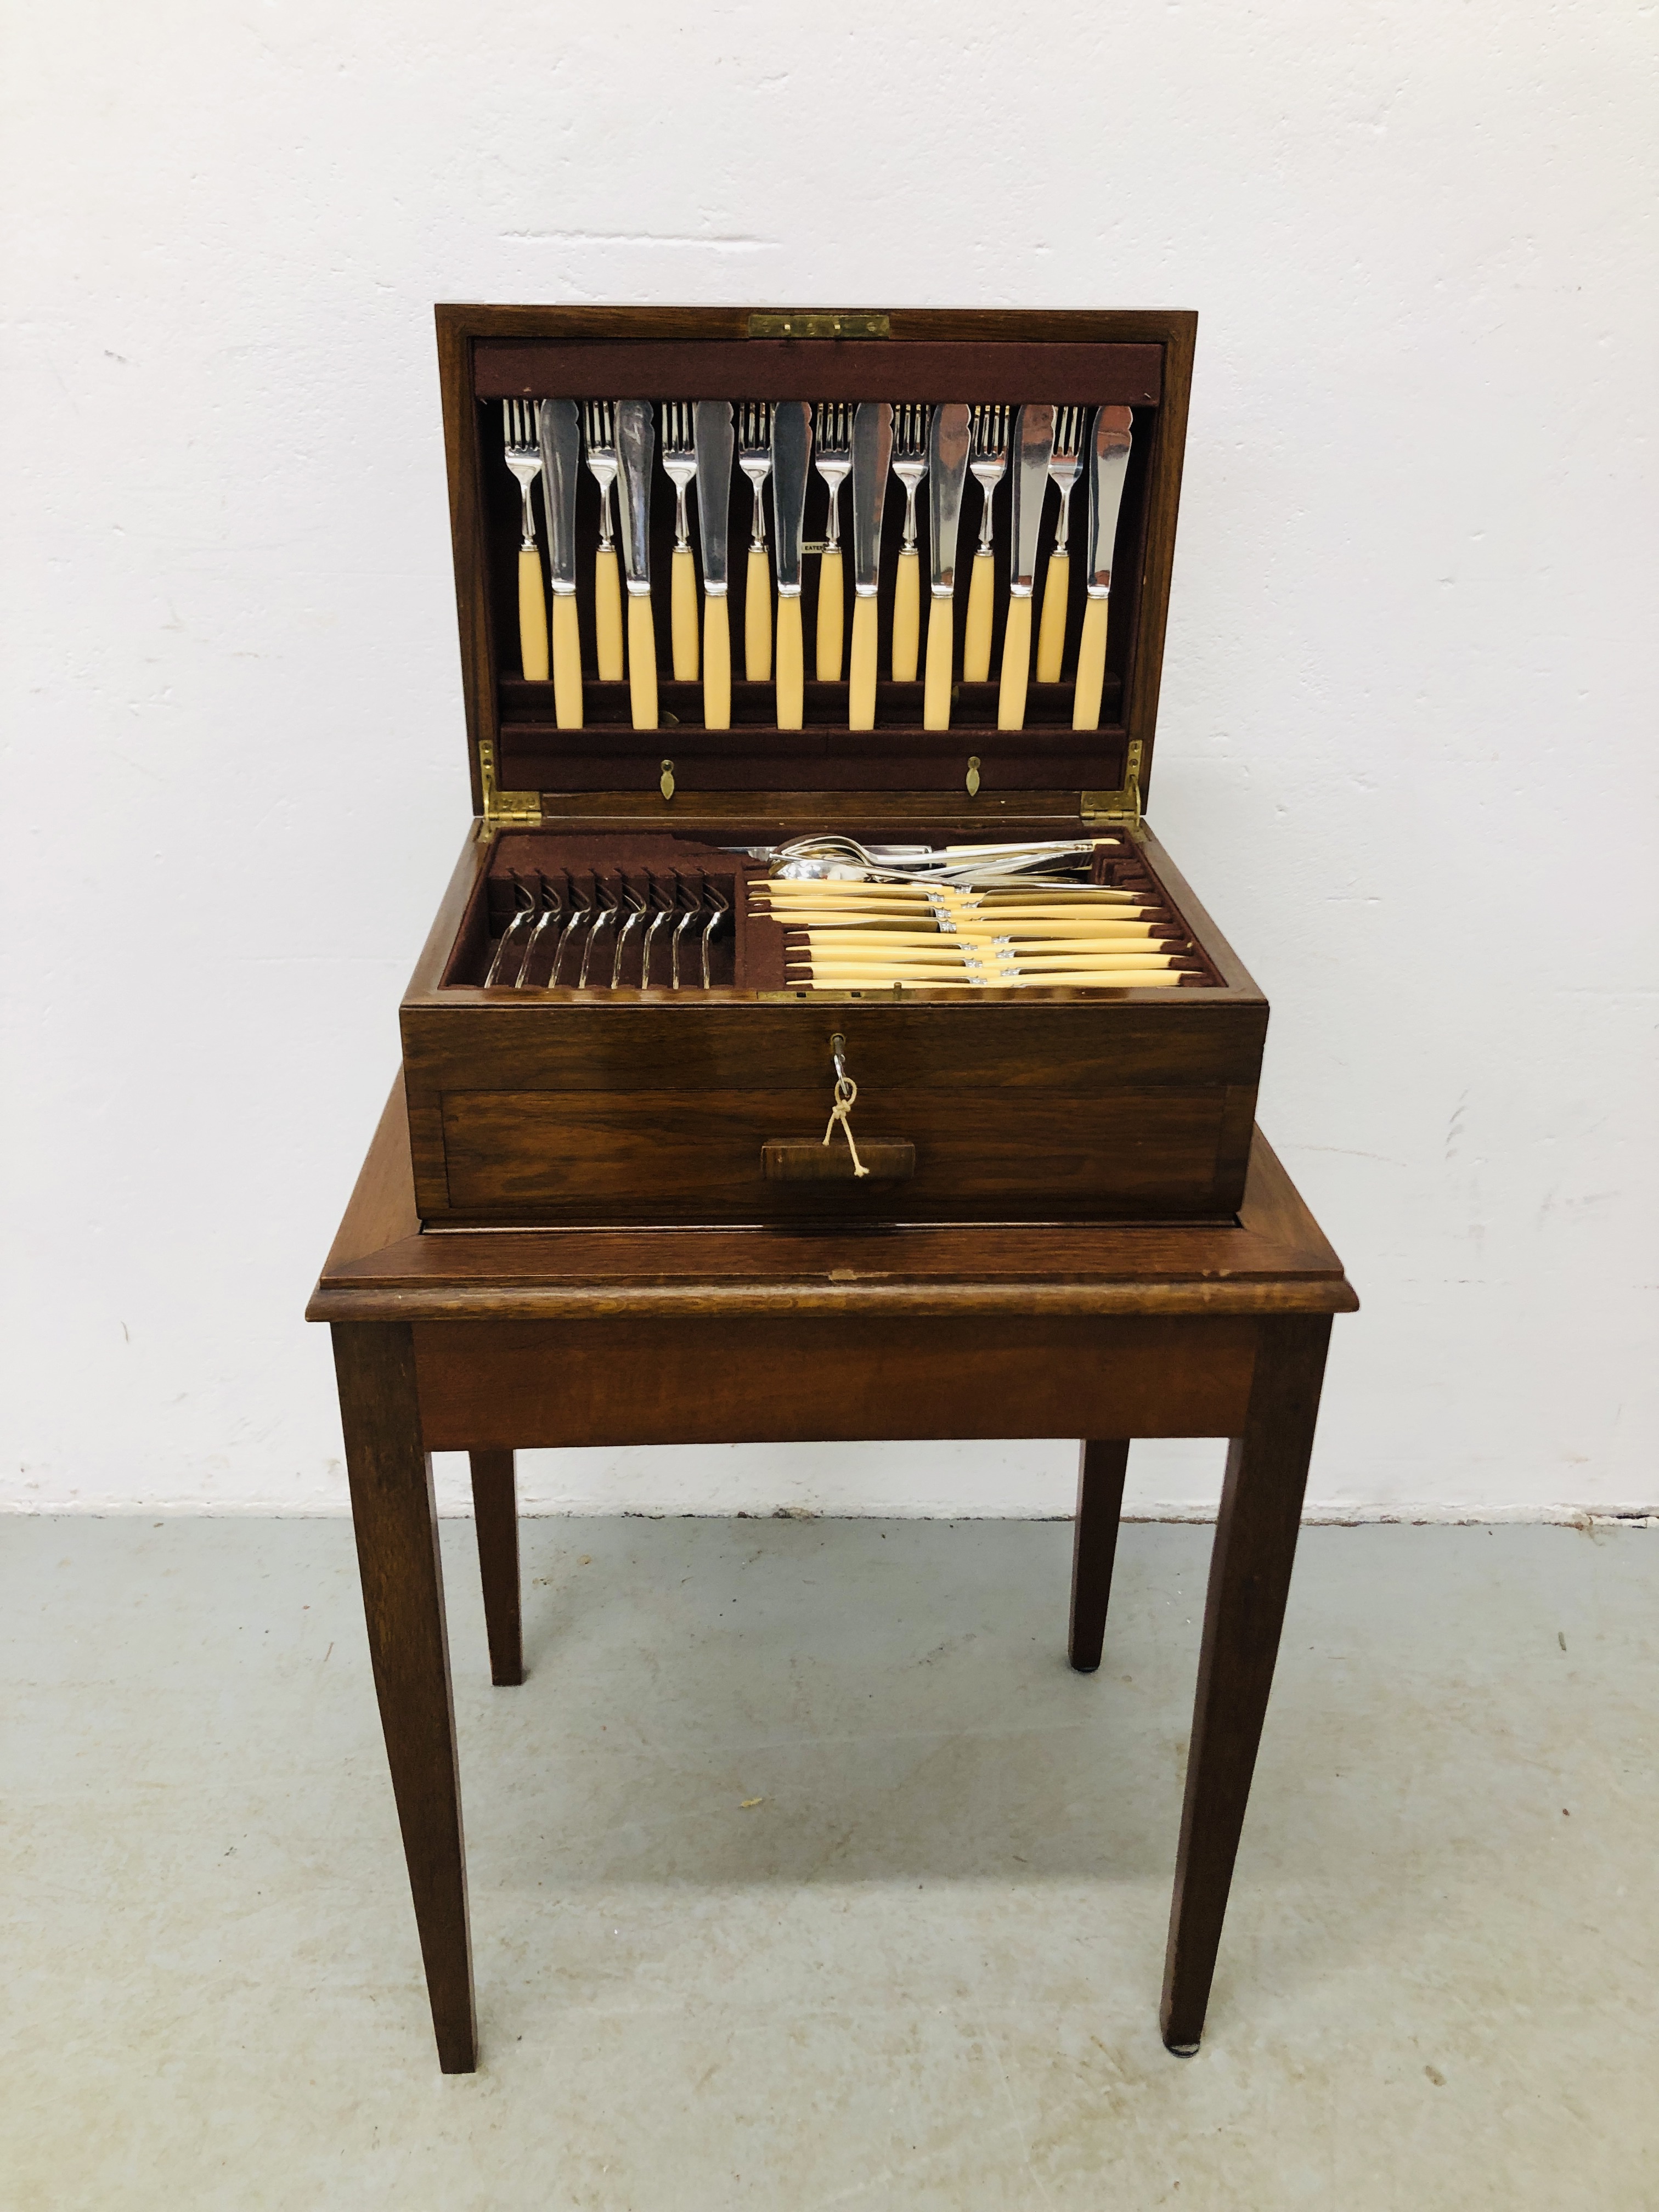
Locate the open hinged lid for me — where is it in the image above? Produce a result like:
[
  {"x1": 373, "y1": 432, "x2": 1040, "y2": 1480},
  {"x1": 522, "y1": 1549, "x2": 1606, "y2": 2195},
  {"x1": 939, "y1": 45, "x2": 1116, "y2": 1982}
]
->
[{"x1": 436, "y1": 306, "x2": 1196, "y2": 834}]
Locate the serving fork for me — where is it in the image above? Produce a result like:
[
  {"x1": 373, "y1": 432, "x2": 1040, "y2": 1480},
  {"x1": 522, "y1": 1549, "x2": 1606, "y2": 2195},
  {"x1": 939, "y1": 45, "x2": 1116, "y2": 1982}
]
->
[
  {"x1": 964, "y1": 405, "x2": 1009, "y2": 682},
  {"x1": 813, "y1": 403, "x2": 853, "y2": 679},
  {"x1": 1036, "y1": 406, "x2": 1085, "y2": 683},
  {"x1": 661, "y1": 403, "x2": 699, "y2": 681},
  {"x1": 502, "y1": 401, "x2": 549, "y2": 682},
  {"x1": 583, "y1": 402, "x2": 625, "y2": 680},
  {"x1": 889, "y1": 404, "x2": 929, "y2": 682},
  {"x1": 737, "y1": 402, "x2": 774, "y2": 681}
]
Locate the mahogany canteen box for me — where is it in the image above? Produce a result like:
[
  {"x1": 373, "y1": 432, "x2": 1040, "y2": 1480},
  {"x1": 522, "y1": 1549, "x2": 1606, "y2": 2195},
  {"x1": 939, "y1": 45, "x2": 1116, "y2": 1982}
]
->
[{"x1": 399, "y1": 306, "x2": 1267, "y2": 1229}]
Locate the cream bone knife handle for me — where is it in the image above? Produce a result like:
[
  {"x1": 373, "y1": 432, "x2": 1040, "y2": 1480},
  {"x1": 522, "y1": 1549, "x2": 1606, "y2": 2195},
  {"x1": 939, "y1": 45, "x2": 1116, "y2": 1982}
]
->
[
  {"x1": 1036, "y1": 551, "x2": 1068, "y2": 683},
  {"x1": 963, "y1": 551, "x2": 995, "y2": 682},
  {"x1": 891, "y1": 550, "x2": 920, "y2": 682},
  {"x1": 594, "y1": 545, "x2": 624, "y2": 680},
  {"x1": 628, "y1": 590, "x2": 658, "y2": 730},
  {"x1": 776, "y1": 592, "x2": 804, "y2": 729},
  {"x1": 816, "y1": 547, "x2": 844, "y2": 679},
  {"x1": 1072, "y1": 594, "x2": 1109, "y2": 730},
  {"x1": 746, "y1": 546, "x2": 772, "y2": 681},
  {"x1": 923, "y1": 591, "x2": 953, "y2": 729},
  {"x1": 671, "y1": 546, "x2": 698, "y2": 680},
  {"x1": 702, "y1": 589, "x2": 731, "y2": 729},
  {"x1": 997, "y1": 593, "x2": 1034, "y2": 730},
  {"x1": 848, "y1": 595, "x2": 879, "y2": 730},
  {"x1": 518, "y1": 547, "x2": 549, "y2": 681},
  {"x1": 551, "y1": 588, "x2": 582, "y2": 729}
]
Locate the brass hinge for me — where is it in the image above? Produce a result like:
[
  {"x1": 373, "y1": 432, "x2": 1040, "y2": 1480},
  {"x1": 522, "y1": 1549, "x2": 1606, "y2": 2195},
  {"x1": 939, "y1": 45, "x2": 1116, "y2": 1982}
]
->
[
  {"x1": 478, "y1": 737, "x2": 542, "y2": 834},
  {"x1": 1080, "y1": 738, "x2": 1144, "y2": 831},
  {"x1": 747, "y1": 310, "x2": 890, "y2": 341}
]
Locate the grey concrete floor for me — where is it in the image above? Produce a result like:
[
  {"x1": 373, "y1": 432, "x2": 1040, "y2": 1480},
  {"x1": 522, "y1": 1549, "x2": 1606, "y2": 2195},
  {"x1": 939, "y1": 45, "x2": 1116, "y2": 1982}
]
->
[{"x1": 2, "y1": 1515, "x2": 1654, "y2": 2210}]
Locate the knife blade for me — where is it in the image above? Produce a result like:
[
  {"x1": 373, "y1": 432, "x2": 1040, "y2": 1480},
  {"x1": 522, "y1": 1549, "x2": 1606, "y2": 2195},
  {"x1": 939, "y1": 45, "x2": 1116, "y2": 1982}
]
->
[
  {"x1": 771, "y1": 400, "x2": 812, "y2": 729},
  {"x1": 693, "y1": 400, "x2": 734, "y2": 729},
  {"x1": 998, "y1": 403, "x2": 1056, "y2": 731},
  {"x1": 848, "y1": 401, "x2": 893, "y2": 730},
  {"x1": 1073, "y1": 405, "x2": 1134, "y2": 731},
  {"x1": 537, "y1": 398, "x2": 583, "y2": 731},
  {"x1": 923, "y1": 402, "x2": 970, "y2": 730},
  {"x1": 614, "y1": 399, "x2": 657, "y2": 729}
]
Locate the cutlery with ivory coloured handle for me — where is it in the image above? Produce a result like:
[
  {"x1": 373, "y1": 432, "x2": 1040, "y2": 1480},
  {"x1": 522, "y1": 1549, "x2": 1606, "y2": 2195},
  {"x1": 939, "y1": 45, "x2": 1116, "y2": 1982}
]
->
[
  {"x1": 998, "y1": 404, "x2": 1056, "y2": 731},
  {"x1": 536, "y1": 398, "x2": 583, "y2": 727},
  {"x1": 692, "y1": 401, "x2": 735, "y2": 727},
  {"x1": 1074, "y1": 407, "x2": 1134, "y2": 729},
  {"x1": 614, "y1": 400, "x2": 657, "y2": 730},
  {"x1": 501, "y1": 400, "x2": 549, "y2": 681},
  {"x1": 848, "y1": 402, "x2": 893, "y2": 729}
]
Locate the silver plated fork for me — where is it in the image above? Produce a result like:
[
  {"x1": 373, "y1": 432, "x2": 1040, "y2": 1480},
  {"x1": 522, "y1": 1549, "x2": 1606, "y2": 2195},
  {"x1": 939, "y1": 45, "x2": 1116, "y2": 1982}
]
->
[
  {"x1": 577, "y1": 883, "x2": 618, "y2": 989},
  {"x1": 515, "y1": 874, "x2": 566, "y2": 989},
  {"x1": 661, "y1": 402, "x2": 700, "y2": 681},
  {"x1": 890, "y1": 403, "x2": 930, "y2": 681},
  {"x1": 503, "y1": 400, "x2": 549, "y2": 681},
  {"x1": 640, "y1": 875, "x2": 675, "y2": 988},
  {"x1": 611, "y1": 882, "x2": 649, "y2": 989},
  {"x1": 964, "y1": 403, "x2": 1009, "y2": 682},
  {"x1": 813, "y1": 402, "x2": 853, "y2": 678},
  {"x1": 484, "y1": 876, "x2": 538, "y2": 986},
  {"x1": 583, "y1": 400, "x2": 625, "y2": 680},
  {"x1": 699, "y1": 882, "x2": 731, "y2": 991},
  {"x1": 1036, "y1": 405, "x2": 1085, "y2": 682},
  {"x1": 737, "y1": 401, "x2": 774, "y2": 681},
  {"x1": 548, "y1": 878, "x2": 592, "y2": 986}
]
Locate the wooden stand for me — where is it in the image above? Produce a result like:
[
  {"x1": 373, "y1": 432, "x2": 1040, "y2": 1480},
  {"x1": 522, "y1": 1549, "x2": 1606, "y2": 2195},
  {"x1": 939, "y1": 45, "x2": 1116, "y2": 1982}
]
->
[{"x1": 309, "y1": 1082, "x2": 1356, "y2": 2072}]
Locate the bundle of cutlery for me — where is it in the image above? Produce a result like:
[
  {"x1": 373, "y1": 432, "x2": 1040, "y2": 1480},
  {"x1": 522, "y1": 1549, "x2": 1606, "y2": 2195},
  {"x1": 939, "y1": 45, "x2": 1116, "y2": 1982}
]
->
[
  {"x1": 463, "y1": 827, "x2": 1206, "y2": 996},
  {"x1": 480, "y1": 864, "x2": 735, "y2": 991},
  {"x1": 496, "y1": 392, "x2": 1134, "y2": 735}
]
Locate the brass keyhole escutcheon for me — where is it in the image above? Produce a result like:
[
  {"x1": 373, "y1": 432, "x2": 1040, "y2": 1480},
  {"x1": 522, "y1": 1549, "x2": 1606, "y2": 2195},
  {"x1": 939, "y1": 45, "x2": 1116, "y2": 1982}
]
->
[
  {"x1": 659, "y1": 758, "x2": 676, "y2": 802},
  {"x1": 965, "y1": 755, "x2": 981, "y2": 798}
]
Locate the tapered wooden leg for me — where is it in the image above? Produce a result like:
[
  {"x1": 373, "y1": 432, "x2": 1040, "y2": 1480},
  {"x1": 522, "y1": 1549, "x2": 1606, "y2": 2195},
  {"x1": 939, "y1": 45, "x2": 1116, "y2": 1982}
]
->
[
  {"x1": 1069, "y1": 1438, "x2": 1130, "y2": 1672},
  {"x1": 469, "y1": 1449, "x2": 523, "y2": 1686},
  {"x1": 1160, "y1": 1314, "x2": 1332, "y2": 2054},
  {"x1": 332, "y1": 1322, "x2": 477, "y2": 2074}
]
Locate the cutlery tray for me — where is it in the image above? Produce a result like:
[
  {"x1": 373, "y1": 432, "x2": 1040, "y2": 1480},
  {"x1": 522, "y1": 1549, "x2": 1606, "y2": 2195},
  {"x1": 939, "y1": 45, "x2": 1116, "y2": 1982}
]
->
[{"x1": 402, "y1": 305, "x2": 1269, "y2": 1229}]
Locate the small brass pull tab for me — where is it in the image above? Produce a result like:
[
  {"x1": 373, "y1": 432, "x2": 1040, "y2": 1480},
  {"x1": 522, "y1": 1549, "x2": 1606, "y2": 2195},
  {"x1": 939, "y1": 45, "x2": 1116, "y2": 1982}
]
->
[
  {"x1": 823, "y1": 1032, "x2": 869, "y2": 1177},
  {"x1": 965, "y1": 754, "x2": 981, "y2": 798},
  {"x1": 659, "y1": 758, "x2": 676, "y2": 802}
]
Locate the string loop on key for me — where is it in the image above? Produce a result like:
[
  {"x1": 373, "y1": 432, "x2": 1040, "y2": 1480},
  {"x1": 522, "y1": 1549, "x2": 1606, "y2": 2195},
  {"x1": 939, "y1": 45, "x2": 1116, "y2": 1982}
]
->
[
  {"x1": 822, "y1": 1075, "x2": 870, "y2": 1178},
  {"x1": 823, "y1": 1037, "x2": 869, "y2": 1176}
]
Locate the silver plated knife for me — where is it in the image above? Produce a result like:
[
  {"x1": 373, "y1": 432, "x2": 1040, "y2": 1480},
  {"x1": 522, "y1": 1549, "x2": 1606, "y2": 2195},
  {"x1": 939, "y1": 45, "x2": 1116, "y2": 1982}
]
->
[
  {"x1": 771, "y1": 401, "x2": 812, "y2": 729},
  {"x1": 693, "y1": 400, "x2": 734, "y2": 729},
  {"x1": 848, "y1": 401, "x2": 893, "y2": 730},
  {"x1": 537, "y1": 398, "x2": 583, "y2": 731},
  {"x1": 1073, "y1": 406, "x2": 1134, "y2": 730},
  {"x1": 998, "y1": 403, "x2": 1055, "y2": 731},
  {"x1": 615, "y1": 399, "x2": 657, "y2": 730},
  {"x1": 923, "y1": 402, "x2": 971, "y2": 730}
]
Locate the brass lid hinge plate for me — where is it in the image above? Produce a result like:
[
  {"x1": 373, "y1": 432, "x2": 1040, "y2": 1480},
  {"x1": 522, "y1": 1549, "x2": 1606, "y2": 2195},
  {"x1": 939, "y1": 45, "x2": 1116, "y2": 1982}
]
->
[
  {"x1": 478, "y1": 737, "x2": 543, "y2": 834},
  {"x1": 1080, "y1": 738, "x2": 1144, "y2": 832}
]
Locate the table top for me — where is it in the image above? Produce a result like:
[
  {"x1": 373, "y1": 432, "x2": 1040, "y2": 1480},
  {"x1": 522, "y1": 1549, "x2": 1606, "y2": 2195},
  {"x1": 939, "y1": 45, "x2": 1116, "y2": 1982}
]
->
[{"x1": 307, "y1": 1082, "x2": 1357, "y2": 1326}]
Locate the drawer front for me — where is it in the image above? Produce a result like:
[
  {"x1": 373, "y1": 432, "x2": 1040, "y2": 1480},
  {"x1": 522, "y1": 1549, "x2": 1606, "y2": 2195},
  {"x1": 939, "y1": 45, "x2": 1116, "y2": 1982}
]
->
[{"x1": 435, "y1": 1084, "x2": 1233, "y2": 1222}]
